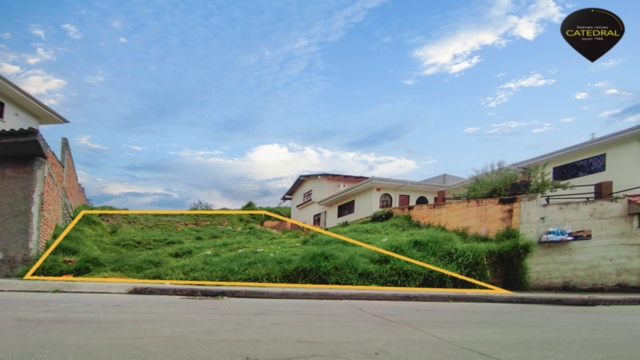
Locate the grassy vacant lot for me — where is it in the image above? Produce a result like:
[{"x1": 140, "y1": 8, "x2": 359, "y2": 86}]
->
[{"x1": 23, "y1": 207, "x2": 534, "y2": 290}]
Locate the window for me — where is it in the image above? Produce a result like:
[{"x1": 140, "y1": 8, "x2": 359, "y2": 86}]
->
[
  {"x1": 0, "y1": 101, "x2": 4, "y2": 119},
  {"x1": 379, "y1": 193, "x2": 392, "y2": 208},
  {"x1": 416, "y1": 196, "x2": 428, "y2": 205},
  {"x1": 303, "y1": 190, "x2": 312, "y2": 202},
  {"x1": 313, "y1": 213, "x2": 322, "y2": 227},
  {"x1": 552, "y1": 154, "x2": 606, "y2": 181},
  {"x1": 338, "y1": 200, "x2": 355, "y2": 218}
]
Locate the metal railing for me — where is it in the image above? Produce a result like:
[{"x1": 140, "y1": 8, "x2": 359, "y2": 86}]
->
[{"x1": 543, "y1": 184, "x2": 640, "y2": 204}]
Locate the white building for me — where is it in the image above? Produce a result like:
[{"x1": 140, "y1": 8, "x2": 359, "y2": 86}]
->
[
  {"x1": 0, "y1": 75, "x2": 68, "y2": 131},
  {"x1": 511, "y1": 124, "x2": 640, "y2": 201},
  {"x1": 281, "y1": 173, "x2": 465, "y2": 228}
]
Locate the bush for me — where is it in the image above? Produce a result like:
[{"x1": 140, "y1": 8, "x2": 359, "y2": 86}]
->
[
  {"x1": 371, "y1": 210, "x2": 394, "y2": 222},
  {"x1": 462, "y1": 161, "x2": 518, "y2": 198}
]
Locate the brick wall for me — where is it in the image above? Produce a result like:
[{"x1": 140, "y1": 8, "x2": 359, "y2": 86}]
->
[
  {"x1": 60, "y1": 138, "x2": 86, "y2": 209},
  {"x1": 0, "y1": 157, "x2": 44, "y2": 277},
  {"x1": 391, "y1": 197, "x2": 521, "y2": 236},
  {"x1": 38, "y1": 138, "x2": 87, "y2": 250}
]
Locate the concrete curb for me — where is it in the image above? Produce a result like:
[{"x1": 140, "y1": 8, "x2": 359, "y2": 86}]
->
[
  {"x1": 128, "y1": 286, "x2": 640, "y2": 306},
  {"x1": 2, "y1": 279, "x2": 640, "y2": 306}
]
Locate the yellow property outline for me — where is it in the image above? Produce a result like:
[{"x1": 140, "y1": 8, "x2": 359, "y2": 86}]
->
[{"x1": 24, "y1": 210, "x2": 512, "y2": 294}]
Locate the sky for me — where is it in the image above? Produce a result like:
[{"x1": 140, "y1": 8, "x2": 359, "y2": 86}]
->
[{"x1": 1, "y1": 0, "x2": 638, "y2": 209}]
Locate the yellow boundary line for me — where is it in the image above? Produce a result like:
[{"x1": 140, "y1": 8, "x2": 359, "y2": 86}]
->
[{"x1": 24, "y1": 210, "x2": 512, "y2": 294}]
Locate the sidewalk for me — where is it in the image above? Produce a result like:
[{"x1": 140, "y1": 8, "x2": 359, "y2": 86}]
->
[{"x1": 2, "y1": 279, "x2": 640, "y2": 306}]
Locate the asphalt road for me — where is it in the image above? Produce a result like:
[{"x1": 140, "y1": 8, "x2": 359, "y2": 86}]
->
[{"x1": 1, "y1": 292, "x2": 639, "y2": 360}]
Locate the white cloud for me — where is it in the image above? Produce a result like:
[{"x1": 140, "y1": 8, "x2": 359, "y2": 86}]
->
[
  {"x1": 124, "y1": 145, "x2": 144, "y2": 151},
  {"x1": 82, "y1": 143, "x2": 426, "y2": 209},
  {"x1": 482, "y1": 90, "x2": 511, "y2": 107},
  {"x1": 532, "y1": 123, "x2": 553, "y2": 133},
  {"x1": 112, "y1": 21, "x2": 122, "y2": 29},
  {"x1": 482, "y1": 73, "x2": 554, "y2": 107},
  {"x1": 604, "y1": 89, "x2": 633, "y2": 98},
  {"x1": 599, "y1": 109, "x2": 620, "y2": 117},
  {"x1": 497, "y1": 72, "x2": 507, "y2": 78},
  {"x1": 174, "y1": 143, "x2": 420, "y2": 181},
  {"x1": 61, "y1": 24, "x2": 81, "y2": 39},
  {"x1": 572, "y1": 92, "x2": 588, "y2": 100},
  {"x1": 413, "y1": 0, "x2": 563, "y2": 75},
  {"x1": 402, "y1": 79, "x2": 415, "y2": 85},
  {"x1": 119, "y1": 37, "x2": 127, "y2": 43},
  {"x1": 86, "y1": 74, "x2": 104, "y2": 84},
  {"x1": 500, "y1": 73, "x2": 555, "y2": 90},
  {"x1": 12, "y1": 69, "x2": 66, "y2": 95},
  {"x1": 590, "y1": 81, "x2": 609, "y2": 87},
  {"x1": 78, "y1": 171, "x2": 177, "y2": 198},
  {"x1": 77, "y1": 136, "x2": 109, "y2": 150},
  {"x1": 26, "y1": 47, "x2": 55, "y2": 64},
  {"x1": 560, "y1": 117, "x2": 574, "y2": 122},
  {"x1": 30, "y1": 28, "x2": 45, "y2": 40},
  {"x1": 0, "y1": 62, "x2": 21, "y2": 75},
  {"x1": 466, "y1": 121, "x2": 540, "y2": 135},
  {"x1": 168, "y1": 149, "x2": 222, "y2": 157},
  {"x1": 600, "y1": 59, "x2": 621, "y2": 67},
  {"x1": 0, "y1": 33, "x2": 10, "y2": 39}
]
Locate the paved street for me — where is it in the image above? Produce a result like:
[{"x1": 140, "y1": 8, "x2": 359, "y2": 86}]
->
[{"x1": 1, "y1": 292, "x2": 640, "y2": 360}]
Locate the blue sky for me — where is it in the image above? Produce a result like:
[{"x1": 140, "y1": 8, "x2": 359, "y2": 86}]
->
[{"x1": 1, "y1": 0, "x2": 638, "y2": 209}]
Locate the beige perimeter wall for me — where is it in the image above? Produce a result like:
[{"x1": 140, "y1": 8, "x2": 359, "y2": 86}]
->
[{"x1": 391, "y1": 198, "x2": 520, "y2": 237}]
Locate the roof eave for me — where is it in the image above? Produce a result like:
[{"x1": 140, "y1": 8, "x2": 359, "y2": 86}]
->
[
  {"x1": 510, "y1": 124, "x2": 640, "y2": 168},
  {"x1": 0, "y1": 75, "x2": 69, "y2": 125}
]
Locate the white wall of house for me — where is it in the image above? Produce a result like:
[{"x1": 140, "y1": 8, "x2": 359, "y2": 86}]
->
[
  {"x1": 536, "y1": 136, "x2": 640, "y2": 201},
  {"x1": 0, "y1": 94, "x2": 40, "y2": 131},
  {"x1": 290, "y1": 177, "x2": 325, "y2": 225},
  {"x1": 371, "y1": 186, "x2": 439, "y2": 208},
  {"x1": 320, "y1": 187, "x2": 438, "y2": 228},
  {"x1": 520, "y1": 195, "x2": 640, "y2": 289}
]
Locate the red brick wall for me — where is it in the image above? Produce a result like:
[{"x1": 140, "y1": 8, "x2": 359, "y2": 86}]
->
[
  {"x1": 38, "y1": 138, "x2": 87, "y2": 249},
  {"x1": 39, "y1": 166, "x2": 66, "y2": 249},
  {"x1": 61, "y1": 139, "x2": 86, "y2": 209}
]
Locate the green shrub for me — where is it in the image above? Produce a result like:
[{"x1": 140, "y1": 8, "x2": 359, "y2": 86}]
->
[{"x1": 371, "y1": 210, "x2": 393, "y2": 222}]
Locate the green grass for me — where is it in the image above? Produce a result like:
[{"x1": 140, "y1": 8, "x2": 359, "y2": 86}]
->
[{"x1": 21, "y1": 209, "x2": 534, "y2": 290}]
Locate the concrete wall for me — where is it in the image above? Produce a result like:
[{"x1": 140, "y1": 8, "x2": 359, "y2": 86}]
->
[
  {"x1": 0, "y1": 94, "x2": 40, "y2": 131},
  {"x1": 391, "y1": 197, "x2": 520, "y2": 236},
  {"x1": 519, "y1": 196, "x2": 640, "y2": 289}
]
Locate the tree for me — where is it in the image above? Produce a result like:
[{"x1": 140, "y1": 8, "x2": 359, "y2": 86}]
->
[
  {"x1": 461, "y1": 161, "x2": 518, "y2": 198},
  {"x1": 461, "y1": 161, "x2": 569, "y2": 199},
  {"x1": 520, "y1": 162, "x2": 569, "y2": 195},
  {"x1": 189, "y1": 200, "x2": 214, "y2": 210}
]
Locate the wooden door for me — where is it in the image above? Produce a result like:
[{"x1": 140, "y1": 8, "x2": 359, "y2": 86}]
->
[{"x1": 399, "y1": 194, "x2": 410, "y2": 207}]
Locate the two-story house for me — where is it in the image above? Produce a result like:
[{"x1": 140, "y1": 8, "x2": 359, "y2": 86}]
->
[{"x1": 281, "y1": 173, "x2": 466, "y2": 228}]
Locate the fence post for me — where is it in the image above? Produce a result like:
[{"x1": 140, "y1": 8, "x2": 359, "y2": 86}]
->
[
  {"x1": 436, "y1": 190, "x2": 446, "y2": 204},
  {"x1": 594, "y1": 181, "x2": 613, "y2": 200}
]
